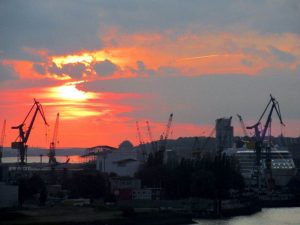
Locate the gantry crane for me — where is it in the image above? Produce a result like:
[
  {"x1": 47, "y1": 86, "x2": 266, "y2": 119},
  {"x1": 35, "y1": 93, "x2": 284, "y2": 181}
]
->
[
  {"x1": 11, "y1": 99, "x2": 48, "y2": 165},
  {"x1": 49, "y1": 113, "x2": 59, "y2": 165},
  {"x1": 247, "y1": 94, "x2": 284, "y2": 190},
  {"x1": 0, "y1": 120, "x2": 6, "y2": 163}
]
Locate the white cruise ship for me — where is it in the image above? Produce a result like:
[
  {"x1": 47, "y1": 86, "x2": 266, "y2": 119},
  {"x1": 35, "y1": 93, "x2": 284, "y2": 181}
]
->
[{"x1": 224, "y1": 146, "x2": 297, "y2": 187}]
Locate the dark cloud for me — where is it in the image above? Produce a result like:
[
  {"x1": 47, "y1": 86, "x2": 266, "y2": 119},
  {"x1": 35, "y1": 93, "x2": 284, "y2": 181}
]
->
[
  {"x1": 48, "y1": 63, "x2": 62, "y2": 75},
  {"x1": 0, "y1": 62, "x2": 19, "y2": 82},
  {"x1": 93, "y1": 60, "x2": 117, "y2": 76},
  {"x1": 269, "y1": 46, "x2": 296, "y2": 63},
  {"x1": 99, "y1": 0, "x2": 300, "y2": 34},
  {"x1": 131, "y1": 61, "x2": 155, "y2": 76},
  {"x1": 0, "y1": 1, "x2": 102, "y2": 60},
  {"x1": 61, "y1": 63, "x2": 86, "y2": 79},
  {"x1": 1, "y1": 0, "x2": 299, "y2": 62},
  {"x1": 47, "y1": 62, "x2": 86, "y2": 79},
  {"x1": 33, "y1": 63, "x2": 46, "y2": 75}
]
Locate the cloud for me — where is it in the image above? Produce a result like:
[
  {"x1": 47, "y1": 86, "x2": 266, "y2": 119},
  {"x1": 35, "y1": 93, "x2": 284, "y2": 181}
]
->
[
  {"x1": 33, "y1": 63, "x2": 46, "y2": 75},
  {"x1": 0, "y1": 61, "x2": 19, "y2": 82},
  {"x1": 93, "y1": 60, "x2": 117, "y2": 76},
  {"x1": 130, "y1": 61, "x2": 155, "y2": 76},
  {"x1": 1, "y1": 0, "x2": 299, "y2": 63},
  {"x1": 98, "y1": 0, "x2": 300, "y2": 34},
  {"x1": 47, "y1": 62, "x2": 86, "y2": 79},
  {"x1": 0, "y1": 1, "x2": 102, "y2": 60},
  {"x1": 61, "y1": 63, "x2": 86, "y2": 79},
  {"x1": 269, "y1": 46, "x2": 296, "y2": 63},
  {"x1": 241, "y1": 59, "x2": 253, "y2": 67}
]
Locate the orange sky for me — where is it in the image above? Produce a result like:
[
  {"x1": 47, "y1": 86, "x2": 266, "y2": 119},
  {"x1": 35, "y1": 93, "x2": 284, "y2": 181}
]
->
[{"x1": 1, "y1": 1, "x2": 300, "y2": 148}]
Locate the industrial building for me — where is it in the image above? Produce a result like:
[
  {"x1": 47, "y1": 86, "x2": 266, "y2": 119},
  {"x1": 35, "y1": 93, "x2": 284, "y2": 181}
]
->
[{"x1": 215, "y1": 117, "x2": 234, "y2": 151}]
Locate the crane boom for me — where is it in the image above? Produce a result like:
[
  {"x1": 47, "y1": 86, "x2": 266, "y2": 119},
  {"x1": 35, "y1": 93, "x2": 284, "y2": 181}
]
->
[
  {"x1": 0, "y1": 120, "x2": 6, "y2": 163},
  {"x1": 247, "y1": 95, "x2": 284, "y2": 142},
  {"x1": 164, "y1": 113, "x2": 173, "y2": 142},
  {"x1": 237, "y1": 114, "x2": 248, "y2": 137},
  {"x1": 11, "y1": 99, "x2": 48, "y2": 164}
]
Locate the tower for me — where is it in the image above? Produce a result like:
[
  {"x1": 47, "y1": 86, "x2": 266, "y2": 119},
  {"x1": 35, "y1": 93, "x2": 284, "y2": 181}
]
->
[{"x1": 215, "y1": 117, "x2": 233, "y2": 151}]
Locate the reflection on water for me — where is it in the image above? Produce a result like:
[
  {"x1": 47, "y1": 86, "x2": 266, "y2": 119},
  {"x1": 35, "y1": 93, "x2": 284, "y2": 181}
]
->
[
  {"x1": 2, "y1": 155, "x2": 84, "y2": 164},
  {"x1": 194, "y1": 207, "x2": 300, "y2": 225}
]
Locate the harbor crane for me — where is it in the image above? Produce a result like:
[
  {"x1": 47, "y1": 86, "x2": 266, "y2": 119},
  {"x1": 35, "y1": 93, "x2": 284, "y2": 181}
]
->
[
  {"x1": 159, "y1": 113, "x2": 173, "y2": 152},
  {"x1": 237, "y1": 114, "x2": 249, "y2": 137},
  {"x1": 0, "y1": 120, "x2": 6, "y2": 163},
  {"x1": 136, "y1": 121, "x2": 145, "y2": 145},
  {"x1": 11, "y1": 99, "x2": 48, "y2": 165},
  {"x1": 49, "y1": 113, "x2": 59, "y2": 165},
  {"x1": 247, "y1": 94, "x2": 284, "y2": 190},
  {"x1": 146, "y1": 120, "x2": 157, "y2": 152},
  {"x1": 136, "y1": 121, "x2": 147, "y2": 160}
]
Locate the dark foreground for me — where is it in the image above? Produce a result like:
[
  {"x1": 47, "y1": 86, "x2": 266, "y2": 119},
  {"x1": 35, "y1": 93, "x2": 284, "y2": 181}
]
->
[{"x1": 0, "y1": 206, "x2": 193, "y2": 225}]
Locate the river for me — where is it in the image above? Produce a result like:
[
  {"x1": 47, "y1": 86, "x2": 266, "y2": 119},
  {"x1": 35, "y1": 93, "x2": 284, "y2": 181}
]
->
[{"x1": 193, "y1": 207, "x2": 300, "y2": 225}]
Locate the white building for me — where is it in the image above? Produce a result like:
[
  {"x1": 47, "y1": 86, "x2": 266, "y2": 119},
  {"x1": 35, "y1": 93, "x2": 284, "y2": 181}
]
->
[{"x1": 96, "y1": 141, "x2": 142, "y2": 177}]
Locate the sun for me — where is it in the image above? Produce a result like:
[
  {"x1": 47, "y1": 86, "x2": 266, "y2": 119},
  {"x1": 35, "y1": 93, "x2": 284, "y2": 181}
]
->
[{"x1": 50, "y1": 82, "x2": 96, "y2": 101}]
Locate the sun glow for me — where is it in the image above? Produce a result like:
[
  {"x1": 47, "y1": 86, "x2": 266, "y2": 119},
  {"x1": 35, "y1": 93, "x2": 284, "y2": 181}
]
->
[
  {"x1": 48, "y1": 82, "x2": 96, "y2": 101},
  {"x1": 52, "y1": 53, "x2": 94, "y2": 67}
]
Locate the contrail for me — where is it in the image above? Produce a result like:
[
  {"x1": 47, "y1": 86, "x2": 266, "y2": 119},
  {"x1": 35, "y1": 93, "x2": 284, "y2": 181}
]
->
[{"x1": 177, "y1": 54, "x2": 239, "y2": 61}]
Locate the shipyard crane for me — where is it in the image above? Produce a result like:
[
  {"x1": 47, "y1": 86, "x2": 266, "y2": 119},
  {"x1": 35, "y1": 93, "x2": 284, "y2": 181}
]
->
[
  {"x1": 146, "y1": 121, "x2": 157, "y2": 152},
  {"x1": 237, "y1": 114, "x2": 249, "y2": 137},
  {"x1": 246, "y1": 94, "x2": 284, "y2": 190},
  {"x1": 11, "y1": 99, "x2": 48, "y2": 165},
  {"x1": 49, "y1": 113, "x2": 59, "y2": 165},
  {"x1": 136, "y1": 121, "x2": 147, "y2": 161},
  {"x1": 136, "y1": 121, "x2": 144, "y2": 145},
  {"x1": 0, "y1": 120, "x2": 6, "y2": 163},
  {"x1": 159, "y1": 113, "x2": 173, "y2": 152}
]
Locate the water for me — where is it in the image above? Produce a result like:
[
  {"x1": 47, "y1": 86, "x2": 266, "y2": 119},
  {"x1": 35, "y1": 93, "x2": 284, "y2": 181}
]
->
[
  {"x1": 193, "y1": 207, "x2": 300, "y2": 225},
  {"x1": 2, "y1": 155, "x2": 85, "y2": 164}
]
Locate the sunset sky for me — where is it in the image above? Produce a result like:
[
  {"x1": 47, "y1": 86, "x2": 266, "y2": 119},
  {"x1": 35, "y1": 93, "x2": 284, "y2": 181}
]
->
[{"x1": 1, "y1": 1, "x2": 300, "y2": 148}]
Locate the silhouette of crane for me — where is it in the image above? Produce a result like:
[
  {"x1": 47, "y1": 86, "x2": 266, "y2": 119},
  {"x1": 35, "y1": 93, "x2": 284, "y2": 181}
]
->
[
  {"x1": 159, "y1": 113, "x2": 173, "y2": 152},
  {"x1": 237, "y1": 114, "x2": 249, "y2": 137},
  {"x1": 146, "y1": 120, "x2": 157, "y2": 152},
  {"x1": 11, "y1": 99, "x2": 48, "y2": 165},
  {"x1": 247, "y1": 94, "x2": 284, "y2": 191},
  {"x1": 49, "y1": 113, "x2": 59, "y2": 165}
]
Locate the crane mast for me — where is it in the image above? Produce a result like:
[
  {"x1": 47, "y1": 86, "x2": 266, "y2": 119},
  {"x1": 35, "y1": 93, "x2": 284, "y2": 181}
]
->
[
  {"x1": 0, "y1": 120, "x2": 6, "y2": 163},
  {"x1": 11, "y1": 99, "x2": 48, "y2": 165},
  {"x1": 49, "y1": 113, "x2": 59, "y2": 165}
]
